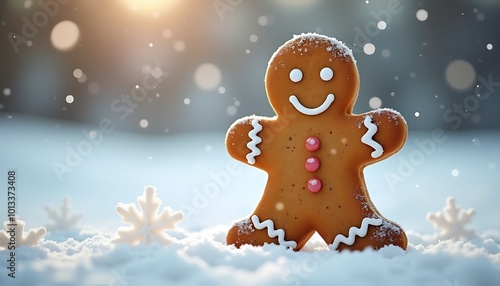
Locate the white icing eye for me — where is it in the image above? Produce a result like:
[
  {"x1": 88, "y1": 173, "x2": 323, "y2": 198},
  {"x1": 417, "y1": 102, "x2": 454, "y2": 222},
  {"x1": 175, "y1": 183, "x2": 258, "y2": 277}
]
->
[
  {"x1": 320, "y1": 67, "x2": 334, "y2": 81},
  {"x1": 289, "y1": 68, "x2": 303, "y2": 83}
]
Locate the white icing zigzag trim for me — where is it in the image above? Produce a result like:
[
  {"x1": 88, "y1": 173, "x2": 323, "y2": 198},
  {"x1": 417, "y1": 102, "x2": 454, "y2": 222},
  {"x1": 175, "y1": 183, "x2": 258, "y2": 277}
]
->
[
  {"x1": 246, "y1": 118, "x2": 262, "y2": 165},
  {"x1": 361, "y1": 115, "x2": 384, "y2": 158},
  {"x1": 251, "y1": 215, "x2": 297, "y2": 249},
  {"x1": 289, "y1": 93, "x2": 334, "y2": 116},
  {"x1": 329, "y1": 217, "x2": 383, "y2": 250}
]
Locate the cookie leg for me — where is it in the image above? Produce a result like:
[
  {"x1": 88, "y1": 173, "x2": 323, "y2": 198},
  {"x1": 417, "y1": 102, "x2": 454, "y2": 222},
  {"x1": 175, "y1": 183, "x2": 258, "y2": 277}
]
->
[
  {"x1": 227, "y1": 217, "x2": 267, "y2": 248},
  {"x1": 320, "y1": 217, "x2": 407, "y2": 251},
  {"x1": 227, "y1": 214, "x2": 314, "y2": 250}
]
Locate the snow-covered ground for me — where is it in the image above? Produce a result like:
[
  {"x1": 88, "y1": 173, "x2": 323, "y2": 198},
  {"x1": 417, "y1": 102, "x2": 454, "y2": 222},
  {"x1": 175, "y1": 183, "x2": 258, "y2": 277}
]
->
[{"x1": 0, "y1": 114, "x2": 499, "y2": 285}]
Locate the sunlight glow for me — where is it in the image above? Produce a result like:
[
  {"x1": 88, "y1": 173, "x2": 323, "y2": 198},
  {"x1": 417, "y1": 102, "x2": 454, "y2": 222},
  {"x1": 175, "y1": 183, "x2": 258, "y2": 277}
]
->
[{"x1": 121, "y1": 0, "x2": 180, "y2": 14}]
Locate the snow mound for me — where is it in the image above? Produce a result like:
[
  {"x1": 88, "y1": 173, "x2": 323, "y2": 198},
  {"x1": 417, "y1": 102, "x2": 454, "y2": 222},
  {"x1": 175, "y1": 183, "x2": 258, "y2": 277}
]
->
[{"x1": 0, "y1": 226, "x2": 499, "y2": 286}]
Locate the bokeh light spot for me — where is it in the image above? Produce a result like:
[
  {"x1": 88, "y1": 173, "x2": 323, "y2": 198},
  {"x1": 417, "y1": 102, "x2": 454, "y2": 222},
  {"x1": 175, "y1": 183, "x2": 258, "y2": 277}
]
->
[
  {"x1": 24, "y1": 0, "x2": 33, "y2": 8},
  {"x1": 162, "y1": 29, "x2": 172, "y2": 38},
  {"x1": 173, "y1": 40, "x2": 185, "y2": 52},
  {"x1": 121, "y1": 0, "x2": 180, "y2": 14},
  {"x1": 363, "y1": 43, "x2": 375, "y2": 55},
  {"x1": 194, "y1": 63, "x2": 222, "y2": 90},
  {"x1": 140, "y1": 119, "x2": 149, "y2": 128},
  {"x1": 89, "y1": 130, "x2": 97, "y2": 139},
  {"x1": 250, "y1": 34, "x2": 258, "y2": 43},
  {"x1": 66, "y1": 95, "x2": 74, "y2": 104},
  {"x1": 227, "y1": 105, "x2": 237, "y2": 116},
  {"x1": 274, "y1": 0, "x2": 319, "y2": 8},
  {"x1": 416, "y1": 9, "x2": 428, "y2": 21},
  {"x1": 73, "y1": 69, "x2": 83, "y2": 79},
  {"x1": 381, "y1": 49, "x2": 391, "y2": 58},
  {"x1": 445, "y1": 60, "x2": 476, "y2": 91},
  {"x1": 258, "y1": 16, "x2": 268, "y2": 26},
  {"x1": 377, "y1": 21, "x2": 387, "y2": 30},
  {"x1": 51, "y1": 20, "x2": 80, "y2": 51},
  {"x1": 369, "y1": 97, "x2": 382, "y2": 109},
  {"x1": 151, "y1": 67, "x2": 163, "y2": 78},
  {"x1": 77, "y1": 74, "x2": 87, "y2": 83}
]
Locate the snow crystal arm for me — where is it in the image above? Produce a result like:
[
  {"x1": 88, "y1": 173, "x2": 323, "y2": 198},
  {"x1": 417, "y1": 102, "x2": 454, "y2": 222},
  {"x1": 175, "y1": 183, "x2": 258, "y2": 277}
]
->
[
  {"x1": 45, "y1": 197, "x2": 83, "y2": 232},
  {"x1": 113, "y1": 186, "x2": 183, "y2": 245},
  {"x1": 426, "y1": 197, "x2": 476, "y2": 240},
  {"x1": 0, "y1": 218, "x2": 46, "y2": 249}
]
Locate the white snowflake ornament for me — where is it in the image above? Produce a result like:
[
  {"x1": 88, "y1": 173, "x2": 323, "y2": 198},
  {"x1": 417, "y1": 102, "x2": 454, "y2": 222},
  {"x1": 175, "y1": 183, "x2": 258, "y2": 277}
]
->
[
  {"x1": 45, "y1": 196, "x2": 83, "y2": 232},
  {"x1": 427, "y1": 197, "x2": 476, "y2": 240},
  {"x1": 113, "y1": 186, "x2": 183, "y2": 245},
  {"x1": 0, "y1": 217, "x2": 46, "y2": 249}
]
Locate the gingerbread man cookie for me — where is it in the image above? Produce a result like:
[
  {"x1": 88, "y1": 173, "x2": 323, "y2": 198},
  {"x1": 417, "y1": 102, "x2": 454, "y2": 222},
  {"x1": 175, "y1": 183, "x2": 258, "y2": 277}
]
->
[{"x1": 226, "y1": 33, "x2": 408, "y2": 251}]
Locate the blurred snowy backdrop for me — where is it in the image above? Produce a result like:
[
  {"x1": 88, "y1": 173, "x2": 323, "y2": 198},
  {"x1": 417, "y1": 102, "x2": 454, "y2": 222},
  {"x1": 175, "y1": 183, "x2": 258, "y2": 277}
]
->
[
  {"x1": 1, "y1": 0, "x2": 499, "y2": 241},
  {"x1": 1, "y1": 1, "x2": 500, "y2": 285},
  {"x1": 1, "y1": 0, "x2": 499, "y2": 133}
]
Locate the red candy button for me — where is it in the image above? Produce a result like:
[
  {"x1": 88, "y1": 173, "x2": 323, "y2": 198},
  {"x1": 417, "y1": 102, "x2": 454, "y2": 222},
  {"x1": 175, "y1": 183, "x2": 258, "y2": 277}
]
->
[
  {"x1": 307, "y1": 178, "x2": 322, "y2": 193},
  {"x1": 305, "y1": 157, "x2": 320, "y2": 172},
  {"x1": 305, "y1": 136, "x2": 320, "y2": 152}
]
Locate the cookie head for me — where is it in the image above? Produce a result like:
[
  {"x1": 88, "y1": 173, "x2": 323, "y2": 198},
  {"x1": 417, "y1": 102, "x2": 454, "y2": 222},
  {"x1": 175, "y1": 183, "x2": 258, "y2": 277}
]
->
[{"x1": 265, "y1": 33, "x2": 360, "y2": 117}]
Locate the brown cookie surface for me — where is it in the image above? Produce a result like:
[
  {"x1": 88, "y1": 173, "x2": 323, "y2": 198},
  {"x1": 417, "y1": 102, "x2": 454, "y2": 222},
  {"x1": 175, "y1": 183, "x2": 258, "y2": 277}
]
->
[{"x1": 226, "y1": 33, "x2": 408, "y2": 251}]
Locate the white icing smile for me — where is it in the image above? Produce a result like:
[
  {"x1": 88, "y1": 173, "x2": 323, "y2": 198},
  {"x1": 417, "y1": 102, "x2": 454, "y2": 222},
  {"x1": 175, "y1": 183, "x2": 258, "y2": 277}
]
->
[{"x1": 289, "y1": 93, "x2": 335, "y2": 116}]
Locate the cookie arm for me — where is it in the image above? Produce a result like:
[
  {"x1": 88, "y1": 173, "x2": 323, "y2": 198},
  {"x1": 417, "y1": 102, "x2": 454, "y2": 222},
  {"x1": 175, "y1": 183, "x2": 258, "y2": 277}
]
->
[
  {"x1": 358, "y1": 108, "x2": 408, "y2": 162},
  {"x1": 225, "y1": 116, "x2": 269, "y2": 168}
]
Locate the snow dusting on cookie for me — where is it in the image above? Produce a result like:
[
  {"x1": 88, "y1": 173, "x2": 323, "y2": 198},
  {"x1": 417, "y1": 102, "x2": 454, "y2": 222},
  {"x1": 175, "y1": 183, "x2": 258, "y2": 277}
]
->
[
  {"x1": 269, "y1": 33, "x2": 355, "y2": 65},
  {"x1": 236, "y1": 218, "x2": 254, "y2": 235}
]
